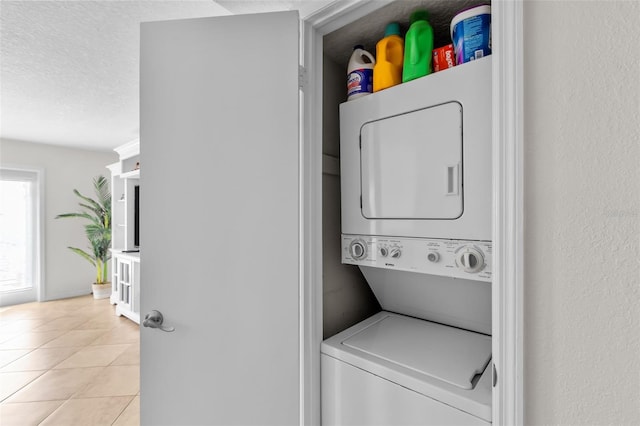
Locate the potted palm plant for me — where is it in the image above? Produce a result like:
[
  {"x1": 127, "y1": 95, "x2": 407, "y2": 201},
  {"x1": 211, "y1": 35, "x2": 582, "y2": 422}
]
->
[{"x1": 56, "y1": 175, "x2": 112, "y2": 299}]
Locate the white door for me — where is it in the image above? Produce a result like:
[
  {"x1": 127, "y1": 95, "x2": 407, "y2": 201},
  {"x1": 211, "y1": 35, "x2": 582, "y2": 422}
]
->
[
  {"x1": 0, "y1": 168, "x2": 41, "y2": 307},
  {"x1": 140, "y1": 12, "x2": 300, "y2": 425}
]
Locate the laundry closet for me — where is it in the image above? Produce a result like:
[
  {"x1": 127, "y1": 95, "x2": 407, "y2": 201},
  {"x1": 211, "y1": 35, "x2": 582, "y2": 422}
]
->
[
  {"x1": 318, "y1": 1, "x2": 493, "y2": 424},
  {"x1": 139, "y1": 1, "x2": 499, "y2": 424}
]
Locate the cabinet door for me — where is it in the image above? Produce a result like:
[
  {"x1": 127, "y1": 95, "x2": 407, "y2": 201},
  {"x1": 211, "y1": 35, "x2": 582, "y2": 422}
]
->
[
  {"x1": 117, "y1": 258, "x2": 131, "y2": 307},
  {"x1": 140, "y1": 11, "x2": 300, "y2": 425}
]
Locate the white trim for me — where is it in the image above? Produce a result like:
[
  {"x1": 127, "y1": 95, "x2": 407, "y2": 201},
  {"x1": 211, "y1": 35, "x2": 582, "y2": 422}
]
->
[
  {"x1": 305, "y1": 0, "x2": 393, "y2": 35},
  {"x1": 492, "y1": 1, "x2": 525, "y2": 425},
  {"x1": 300, "y1": 17, "x2": 324, "y2": 426},
  {"x1": 0, "y1": 165, "x2": 45, "y2": 305},
  {"x1": 113, "y1": 138, "x2": 139, "y2": 159},
  {"x1": 301, "y1": 4, "x2": 393, "y2": 424}
]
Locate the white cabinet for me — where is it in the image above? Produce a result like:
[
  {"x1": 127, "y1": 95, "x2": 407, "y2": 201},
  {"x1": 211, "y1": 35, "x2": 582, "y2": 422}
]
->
[
  {"x1": 107, "y1": 139, "x2": 141, "y2": 324},
  {"x1": 113, "y1": 253, "x2": 140, "y2": 323}
]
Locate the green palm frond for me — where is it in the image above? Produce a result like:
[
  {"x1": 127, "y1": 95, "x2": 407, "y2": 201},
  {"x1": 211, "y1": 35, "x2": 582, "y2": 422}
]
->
[
  {"x1": 72, "y1": 189, "x2": 102, "y2": 210},
  {"x1": 67, "y1": 247, "x2": 97, "y2": 266},
  {"x1": 56, "y1": 175, "x2": 112, "y2": 282},
  {"x1": 94, "y1": 176, "x2": 111, "y2": 211},
  {"x1": 55, "y1": 212, "x2": 97, "y2": 223}
]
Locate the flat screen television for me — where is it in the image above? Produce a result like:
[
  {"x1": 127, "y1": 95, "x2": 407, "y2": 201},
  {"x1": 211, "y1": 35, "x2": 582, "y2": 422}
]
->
[{"x1": 134, "y1": 185, "x2": 140, "y2": 247}]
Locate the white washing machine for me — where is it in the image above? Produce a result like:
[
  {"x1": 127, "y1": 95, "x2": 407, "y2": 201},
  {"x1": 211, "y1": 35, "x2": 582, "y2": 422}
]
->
[
  {"x1": 322, "y1": 57, "x2": 493, "y2": 425},
  {"x1": 322, "y1": 312, "x2": 492, "y2": 425}
]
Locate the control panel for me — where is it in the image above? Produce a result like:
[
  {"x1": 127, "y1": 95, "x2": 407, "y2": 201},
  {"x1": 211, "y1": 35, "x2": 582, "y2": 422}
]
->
[{"x1": 342, "y1": 235, "x2": 492, "y2": 282}]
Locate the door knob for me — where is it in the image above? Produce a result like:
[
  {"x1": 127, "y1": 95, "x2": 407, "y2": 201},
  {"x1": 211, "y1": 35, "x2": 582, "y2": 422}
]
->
[{"x1": 142, "y1": 310, "x2": 175, "y2": 332}]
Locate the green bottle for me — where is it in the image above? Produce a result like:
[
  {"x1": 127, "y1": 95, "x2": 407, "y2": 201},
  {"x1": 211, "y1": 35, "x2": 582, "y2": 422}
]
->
[{"x1": 402, "y1": 10, "x2": 434, "y2": 83}]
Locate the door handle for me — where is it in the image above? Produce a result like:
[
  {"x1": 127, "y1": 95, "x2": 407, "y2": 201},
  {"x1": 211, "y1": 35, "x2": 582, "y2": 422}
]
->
[
  {"x1": 142, "y1": 310, "x2": 175, "y2": 332},
  {"x1": 446, "y1": 164, "x2": 460, "y2": 196}
]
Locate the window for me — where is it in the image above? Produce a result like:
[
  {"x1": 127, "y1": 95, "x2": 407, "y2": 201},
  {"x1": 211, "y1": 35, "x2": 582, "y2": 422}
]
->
[{"x1": 0, "y1": 168, "x2": 42, "y2": 306}]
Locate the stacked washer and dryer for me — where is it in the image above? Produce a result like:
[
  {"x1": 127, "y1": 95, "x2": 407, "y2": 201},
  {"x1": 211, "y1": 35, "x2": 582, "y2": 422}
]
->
[{"x1": 321, "y1": 56, "x2": 493, "y2": 425}]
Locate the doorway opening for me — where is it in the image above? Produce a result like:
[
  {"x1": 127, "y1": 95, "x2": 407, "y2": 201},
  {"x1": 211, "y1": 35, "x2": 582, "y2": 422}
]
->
[{"x1": 0, "y1": 168, "x2": 43, "y2": 307}]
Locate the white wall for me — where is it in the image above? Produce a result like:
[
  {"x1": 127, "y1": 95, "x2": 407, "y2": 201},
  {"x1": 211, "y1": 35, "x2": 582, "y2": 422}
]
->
[
  {"x1": 0, "y1": 139, "x2": 117, "y2": 301},
  {"x1": 322, "y1": 54, "x2": 380, "y2": 338},
  {"x1": 523, "y1": 1, "x2": 640, "y2": 424}
]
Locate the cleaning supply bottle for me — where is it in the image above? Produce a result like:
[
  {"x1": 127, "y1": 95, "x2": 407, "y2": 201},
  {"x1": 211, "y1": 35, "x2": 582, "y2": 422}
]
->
[
  {"x1": 347, "y1": 45, "x2": 375, "y2": 101},
  {"x1": 402, "y1": 10, "x2": 434, "y2": 82},
  {"x1": 373, "y1": 22, "x2": 404, "y2": 92}
]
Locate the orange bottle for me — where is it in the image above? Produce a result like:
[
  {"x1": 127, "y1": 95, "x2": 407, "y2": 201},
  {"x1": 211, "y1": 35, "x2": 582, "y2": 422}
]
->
[{"x1": 373, "y1": 22, "x2": 404, "y2": 92}]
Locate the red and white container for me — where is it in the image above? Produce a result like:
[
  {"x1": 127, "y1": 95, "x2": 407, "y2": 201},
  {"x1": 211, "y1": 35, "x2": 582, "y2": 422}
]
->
[{"x1": 432, "y1": 44, "x2": 456, "y2": 72}]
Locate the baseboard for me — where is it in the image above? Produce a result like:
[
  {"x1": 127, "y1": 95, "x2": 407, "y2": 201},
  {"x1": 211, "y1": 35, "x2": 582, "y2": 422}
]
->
[{"x1": 43, "y1": 288, "x2": 92, "y2": 302}]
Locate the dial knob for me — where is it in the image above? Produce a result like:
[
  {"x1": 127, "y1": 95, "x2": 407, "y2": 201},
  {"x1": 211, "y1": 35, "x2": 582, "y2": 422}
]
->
[
  {"x1": 379, "y1": 247, "x2": 389, "y2": 257},
  {"x1": 390, "y1": 248, "x2": 401, "y2": 258},
  {"x1": 455, "y1": 247, "x2": 485, "y2": 273},
  {"x1": 349, "y1": 240, "x2": 367, "y2": 260},
  {"x1": 427, "y1": 252, "x2": 440, "y2": 263}
]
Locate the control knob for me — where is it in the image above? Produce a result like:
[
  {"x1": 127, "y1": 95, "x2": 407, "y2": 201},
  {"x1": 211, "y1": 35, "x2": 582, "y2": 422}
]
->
[
  {"x1": 427, "y1": 252, "x2": 440, "y2": 263},
  {"x1": 379, "y1": 247, "x2": 389, "y2": 257},
  {"x1": 349, "y1": 239, "x2": 367, "y2": 260},
  {"x1": 455, "y1": 246, "x2": 485, "y2": 273},
  {"x1": 390, "y1": 248, "x2": 401, "y2": 258}
]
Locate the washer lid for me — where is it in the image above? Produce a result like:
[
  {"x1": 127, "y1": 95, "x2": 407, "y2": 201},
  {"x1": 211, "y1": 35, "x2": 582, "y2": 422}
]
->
[{"x1": 342, "y1": 314, "x2": 491, "y2": 390}]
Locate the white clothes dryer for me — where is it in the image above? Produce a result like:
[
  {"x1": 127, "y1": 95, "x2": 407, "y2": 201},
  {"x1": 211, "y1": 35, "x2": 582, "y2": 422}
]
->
[{"x1": 340, "y1": 57, "x2": 492, "y2": 242}]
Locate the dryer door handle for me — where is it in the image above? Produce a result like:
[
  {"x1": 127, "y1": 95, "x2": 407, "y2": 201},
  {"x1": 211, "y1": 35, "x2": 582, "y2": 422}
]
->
[{"x1": 446, "y1": 164, "x2": 460, "y2": 196}]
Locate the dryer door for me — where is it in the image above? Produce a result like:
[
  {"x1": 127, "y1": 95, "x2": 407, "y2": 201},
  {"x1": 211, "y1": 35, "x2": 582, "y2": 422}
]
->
[{"x1": 360, "y1": 102, "x2": 462, "y2": 220}]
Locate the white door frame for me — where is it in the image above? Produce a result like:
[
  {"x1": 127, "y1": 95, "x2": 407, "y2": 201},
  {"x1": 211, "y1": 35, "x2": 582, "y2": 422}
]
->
[
  {"x1": 0, "y1": 165, "x2": 45, "y2": 306},
  {"x1": 490, "y1": 1, "x2": 525, "y2": 424},
  {"x1": 301, "y1": 1, "x2": 524, "y2": 425}
]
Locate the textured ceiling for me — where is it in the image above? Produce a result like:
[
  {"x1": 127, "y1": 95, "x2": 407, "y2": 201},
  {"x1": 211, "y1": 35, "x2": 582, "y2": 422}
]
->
[
  {"x1": 0, "y1": 1, "x2": 240, "y2": 151},
  {"x1": 0, "y1": 0, "x2": 483, "y2": 151}
]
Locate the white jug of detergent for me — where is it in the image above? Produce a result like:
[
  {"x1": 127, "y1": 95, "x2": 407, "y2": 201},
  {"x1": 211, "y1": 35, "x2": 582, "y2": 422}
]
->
[{"x1": 347, "y1": 45, "x2": 375, "y2": 101}]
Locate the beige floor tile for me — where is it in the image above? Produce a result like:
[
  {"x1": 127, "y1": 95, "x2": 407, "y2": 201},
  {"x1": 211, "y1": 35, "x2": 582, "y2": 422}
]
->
[
  {"x1": 89, "y1": 325, "x2": 139, "y2": 346},
  {"x1": 0, "y1": 349, "x2": 31, "y2": 368},
  {"x1": 41, "y1": 329, "x2": 109, "y2": 348},
  {"x1": 0, "y1": 308, "x2": 66, "y2": 321},
  {"x1": 0, "y1": 332, "x2": 20, "y2": 344},
  {"x1": 112, "y1": 394, "x2": 140, "y2": 426},
  {"x1": 52, "y1": 295, "x2": 96, "y2": 308},
  {"x1": 74, "y1": 315, "x2": 123, "y2": 331},
  {"x1": 76, "y1": 365, "x2": 139, "y2": 398},
  {"x1": 5, "y1": 367, "x2": 103, "y2": 402},
  {"x1": 54, "y1": 344, "x2": 129, "y2": 369},
  {"x1": 0, "y1": 319, "x2": 50, "y2": 333},
  {"x1": 110, "y1": 343, "x2": 140, "y2": 366},
  {"x1": 0, "y1": 310, "x2": 34, "y2": 321},
  {"x1": 74, "y1": 302, "x2": 117, "y2": 316},
  {"x1": 39, "y1": 396, "x2": 133, "y2": 426},
  {"x1": 0, "y1": 400, "x2": 65, "y2": 426},
  {"x1": 32, "y1": 316, "x2": 87, "y2": 332},
  {"x1": 0, "y1": 330, "x2": 67, "y2": 350},
  {"x1": 0, "y1": 371, "x2": 45, "y2": 401},
  {"x1": 0, "y1": 347, "x2": 79, "y2": 372}
]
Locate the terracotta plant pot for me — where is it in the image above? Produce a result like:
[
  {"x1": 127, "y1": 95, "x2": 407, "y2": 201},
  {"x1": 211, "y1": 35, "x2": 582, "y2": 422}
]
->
[{"x1": 92, "y1": 283, "x2": 112, "y2": 300}]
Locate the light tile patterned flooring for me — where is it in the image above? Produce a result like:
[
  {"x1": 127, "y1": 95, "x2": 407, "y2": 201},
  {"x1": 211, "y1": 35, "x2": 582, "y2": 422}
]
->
[{"x1": 0, "y1": 295, "x2": 139, "y2": 425}]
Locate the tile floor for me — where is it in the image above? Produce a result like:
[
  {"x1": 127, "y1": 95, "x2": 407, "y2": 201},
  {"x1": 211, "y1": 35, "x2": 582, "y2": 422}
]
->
[{"x1": 0, "y1": 295, "x2": 139, "y2": 425}]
